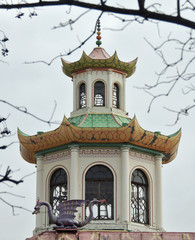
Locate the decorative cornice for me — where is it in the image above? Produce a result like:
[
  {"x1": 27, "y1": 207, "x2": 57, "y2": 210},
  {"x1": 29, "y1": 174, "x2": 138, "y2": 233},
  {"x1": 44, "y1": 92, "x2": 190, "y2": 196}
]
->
[
  {"x1": 44, "y1": 150, "x2": 70, "y2": 164},
  {"x1": 61, "y1": 50, "x2": 137, "y2": 78},
  {"x1": 18, "y1": 115, "x2": 181, "y2": 165},
  {"x1": 79, "y1": 148, "x2": 120, "y2": 158}
]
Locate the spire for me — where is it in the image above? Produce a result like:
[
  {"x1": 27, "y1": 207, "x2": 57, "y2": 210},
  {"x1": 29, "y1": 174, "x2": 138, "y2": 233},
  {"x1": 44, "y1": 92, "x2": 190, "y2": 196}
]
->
[{"x1": 96, "y1": 19, "x2": 102, "y2": 47}]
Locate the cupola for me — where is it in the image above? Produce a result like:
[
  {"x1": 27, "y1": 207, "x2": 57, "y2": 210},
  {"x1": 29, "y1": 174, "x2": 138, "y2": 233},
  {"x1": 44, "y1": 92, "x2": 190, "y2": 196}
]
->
[{"x1": 61, "y1": 20, "x2": 137, "y2": 117}]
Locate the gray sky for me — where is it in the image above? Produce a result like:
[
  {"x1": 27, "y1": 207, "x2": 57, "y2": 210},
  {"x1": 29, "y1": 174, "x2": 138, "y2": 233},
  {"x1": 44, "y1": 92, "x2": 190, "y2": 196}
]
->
[{"x1": 0, "y1": 2, "x2": 195, "y2": 239}]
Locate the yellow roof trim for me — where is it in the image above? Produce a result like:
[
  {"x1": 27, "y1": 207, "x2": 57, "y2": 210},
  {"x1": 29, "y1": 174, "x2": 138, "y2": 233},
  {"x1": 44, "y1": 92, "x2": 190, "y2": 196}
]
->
[{"x1": 18, "y1": 116, "x2": 181, "y2": 164}]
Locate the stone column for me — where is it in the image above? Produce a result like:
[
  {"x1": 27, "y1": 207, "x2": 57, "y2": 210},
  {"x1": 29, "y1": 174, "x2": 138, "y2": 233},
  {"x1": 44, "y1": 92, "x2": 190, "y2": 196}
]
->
[
  {"x1": 72, "y1": 74, "x2": 77, "y2": 111},
  {"x1": 107, "y1": 70, "x2": 113, "y2": 109},
  {"x1": 122, "y1": 75, "x2": 126, "y2": 111},
  {"x1": 155, "y1": 155, "x2": 163, "y2": 230},
  {"x1": 70, "y1": 145, "x2": 79, "y2": 199},
  {"x1": 35, "y1": 155, "x2": 44, "y2": 229},
  {"x1": 121, "y1": 146, "x2": 130, "y2": 223},
  {"x1": 86, "y1": 69, "x2": 92, "y2": 109}
]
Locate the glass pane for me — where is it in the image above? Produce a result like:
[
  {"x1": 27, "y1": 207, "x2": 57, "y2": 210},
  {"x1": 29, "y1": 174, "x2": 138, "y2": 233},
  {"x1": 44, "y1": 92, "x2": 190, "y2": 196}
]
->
[
  {"x1": 131, "y1": 169, "x2": 149, "y2": 224},
  {"x1": 50, "y1": 169, "x2": 67, "y2": 217},
  {"x1": 94, "y1": 81, "x2": 105, "y2": 106},
  {"x1": 113, "y1": 84, "x2": 119, "y2": 108},
  {"x1": 80, "y1": 83, "x2": 86, "y2": 108},
  {"x1": 85, "y1": 165, "x2": 114, "y2": 220}
]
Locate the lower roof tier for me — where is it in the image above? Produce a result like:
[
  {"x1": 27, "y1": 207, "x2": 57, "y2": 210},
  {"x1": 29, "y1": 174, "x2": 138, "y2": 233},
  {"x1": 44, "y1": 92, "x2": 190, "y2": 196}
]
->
[
  {"x1": 18, "y1": 114, "x2": 181, "y2": 164},
  {"x1": 68, "y1": 113, "x2": 131, "y2": 128}
]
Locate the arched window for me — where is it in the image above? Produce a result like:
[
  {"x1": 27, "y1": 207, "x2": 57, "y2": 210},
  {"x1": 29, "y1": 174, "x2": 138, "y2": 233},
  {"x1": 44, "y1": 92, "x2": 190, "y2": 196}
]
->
[
  {"x1": 131, "y1": 169, "x2": 149, "y2": 224},
  {"x1": 94, "y1": 81, "x2": 105, "y2": 106},
  {"x1": 50, "y1": 168, "x2": 67, "y2": 216},
  {"x1": 79, "y1": 83, "x2": 86, "y2": 108},
  {"x1": 85, "y1": 165, "x2": 114, "y2": 220},
  {"x1": 113, "y1": 83, "x2": 119, "y2": 108}
]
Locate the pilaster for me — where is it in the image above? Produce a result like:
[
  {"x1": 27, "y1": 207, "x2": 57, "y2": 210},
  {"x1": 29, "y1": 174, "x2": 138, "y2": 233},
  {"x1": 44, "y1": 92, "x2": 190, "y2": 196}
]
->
[
  {"x1": 107, "y1": 69, "x2": 113, "y2": 109},
  {"x1": 72, "y1": 74, "x2": 77, "y2": 111},
  {"x1": 155, "y1": 155, "x2": 163, "y2": 230},
  {"x1": 86, "y1": 69, "x2": 92, "y2": 108},
  {"x1": 35, "y1": 155, "x2": 44, "y2": 229},
  {"x1": 70, "y1": 145, "x2": 79, "y2": 199},
  {"x1": 122, "y1": 75, "x2": 126, "y2": 111},
  {"x1": 121, "y1": 146, "x2": 130, "y2": 223}
]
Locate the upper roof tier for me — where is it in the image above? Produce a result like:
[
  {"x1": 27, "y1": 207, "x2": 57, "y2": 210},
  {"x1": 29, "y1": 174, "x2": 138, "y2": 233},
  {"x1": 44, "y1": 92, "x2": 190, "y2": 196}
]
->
[
  {"x1": 61, "y1": 47, "x2": 137, "y2": 78},
  {"x1": 18, "y1": 114, "x2": 181, "y2": 165}
]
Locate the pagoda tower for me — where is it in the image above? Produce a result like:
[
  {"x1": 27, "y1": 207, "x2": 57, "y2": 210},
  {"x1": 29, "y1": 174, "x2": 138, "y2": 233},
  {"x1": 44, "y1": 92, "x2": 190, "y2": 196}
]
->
[{"x1": 18, "y1": 21, "x2": 181, "y2": 237}]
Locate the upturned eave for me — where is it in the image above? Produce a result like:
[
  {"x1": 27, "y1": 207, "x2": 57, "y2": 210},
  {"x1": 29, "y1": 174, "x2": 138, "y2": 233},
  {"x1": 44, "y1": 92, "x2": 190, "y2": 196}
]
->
[
  {"x1": 18, "y1": 116, "x2": 181, "y2": 165},
  {"x1": 61, "y1": 50, "x2": 137, "y2": 78}
]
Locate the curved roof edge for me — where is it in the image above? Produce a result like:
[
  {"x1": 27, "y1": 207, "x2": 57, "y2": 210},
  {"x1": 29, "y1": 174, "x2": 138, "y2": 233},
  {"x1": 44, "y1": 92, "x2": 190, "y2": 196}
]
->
[
  {"x1": 61, "y1": 50, "x2": 137, "y2": 78},
  {"x1": 18, "y1": 115, "x2": 181, "y2": 165}
]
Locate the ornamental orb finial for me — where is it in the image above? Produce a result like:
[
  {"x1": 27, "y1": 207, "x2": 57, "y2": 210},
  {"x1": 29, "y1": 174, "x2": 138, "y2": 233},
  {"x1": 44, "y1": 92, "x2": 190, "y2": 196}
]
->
[{"x1": 96, "y1": 19, "x2": 102, "y2": 47}]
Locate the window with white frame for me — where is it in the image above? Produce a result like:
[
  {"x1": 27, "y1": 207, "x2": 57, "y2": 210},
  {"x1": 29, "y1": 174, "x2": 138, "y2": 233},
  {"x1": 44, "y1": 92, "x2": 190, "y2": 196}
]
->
[
  {"x1": 79, "y1": 83, "x2": 86, "y2": 108},
  {"x1": 131, "y1": 169, "x2": 149, "y2": 224},
  {"x1": 50, "y1": 168, "x2": 68, "y2": 216},
  {"x1": 94, "y1": 81, "x2": 105, "y2": 106},
  {"x1": 85, "y1": 165, "x2": 114, "y2": 220}
]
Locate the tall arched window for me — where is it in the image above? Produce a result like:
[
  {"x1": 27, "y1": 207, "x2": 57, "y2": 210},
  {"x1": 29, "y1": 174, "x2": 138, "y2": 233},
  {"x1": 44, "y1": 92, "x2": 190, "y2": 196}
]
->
[
  {"x1": 79, "y1": 83, "x2": 86, "y2": 108},
  {"x1": 131, "y1": 169, "x2": 149, "y2": 224},
  {"x1": 85, "y1": 165, "x2": 114, "y2": 220},
  {"x1": 50, "y1": 168, "x2": 67, "y2": 216},
  {"x1": 94, "y1": 81, "x2": 105, "y2": 106},
  {"x1": 113, "y1": 83, "x2": 119, "y2": 108}
]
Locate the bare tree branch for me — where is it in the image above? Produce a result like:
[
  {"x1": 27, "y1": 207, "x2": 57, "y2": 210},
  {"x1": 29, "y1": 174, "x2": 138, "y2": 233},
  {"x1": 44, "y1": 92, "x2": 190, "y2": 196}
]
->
[
  {"x1": 0, "y1": 30, "x2": 9, "y2": 58},
  {"x1": 24, "y1": 11, "x2": 103, "y2": 65},
  {"x1": 0, "y1": 196, "x2": 31, "y2": 215},
  {"x1": 0, "y1": 141, "x2": 18, "y2": 150},
  {"x1": 52, "y1": 9, "x2": 90, "y2": 30},
  {"x1": 0, "y1": 166, "x2": 23, "y2": 185},
  {"x1": 182, "y1": 84, "x2": 195, "y2": 94},
  {"x1": 0, "y1": 191, "x2": 25, "y2": 198},
  {"x1": 164, "y1": 103, "x2": 195, "y2": 125},
  {"x1": 134, "y1": 30, "x2": 194, "y2": 118},
  {"x1": 0, "y1": 1, "x2": 194, "y2": 29},
  {"x1": 0, "y1": 99, "x2": 58, "y2": 125}
]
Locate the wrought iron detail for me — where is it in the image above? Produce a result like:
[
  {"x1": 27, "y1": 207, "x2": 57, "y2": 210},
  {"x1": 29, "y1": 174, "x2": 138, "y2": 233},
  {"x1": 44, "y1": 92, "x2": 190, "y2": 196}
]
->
[
  {"x1": 113, "y1": 83, "x2": 119, "y2": 108},
  {"x1": 79, "y1": 83, "x2": 86, "y2": 108},
  {"x1": 85, "y1": 165, "x2": 114, "y2": 220},
  {"x1": 131, "y1": 169, "x2": 149, "y2": 224},
  {"x1": 94, "y1": 81, "x2": 105, "y2": 106},
  {"x1": 50, "y1": 168, "x2": 67, "y2": 216}
]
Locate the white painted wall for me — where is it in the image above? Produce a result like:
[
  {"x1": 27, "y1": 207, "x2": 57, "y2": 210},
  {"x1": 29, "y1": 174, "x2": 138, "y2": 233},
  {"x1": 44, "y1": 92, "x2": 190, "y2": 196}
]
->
[
  {"x1": 71, "y1": 69, "x2": 127, "y2": 117},
  {"x1": 34, "y1": 147, "x2": 162, "y2": 234}
]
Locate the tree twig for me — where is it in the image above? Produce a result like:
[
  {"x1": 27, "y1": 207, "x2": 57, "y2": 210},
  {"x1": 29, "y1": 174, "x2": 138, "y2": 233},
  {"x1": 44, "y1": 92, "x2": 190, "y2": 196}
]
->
[
  {"x1": 0, "y1": 99, "x2": 58, "y2": 125},
  {"x1": 0, "y1": 1, "x2": 194, "y2": 29},
  {"x1": 0, "y1": 196, "x2": 31, "y2": 215},
  {"x1": 24, "y1": 11, "x2": 104, "y2": 66}
]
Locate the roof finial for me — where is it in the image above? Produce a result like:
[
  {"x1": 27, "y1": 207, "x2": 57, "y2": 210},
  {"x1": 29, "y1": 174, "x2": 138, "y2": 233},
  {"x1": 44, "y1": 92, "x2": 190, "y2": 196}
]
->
[{"x1": 96, "y1": 19, "x2": 102, "y2": 47}]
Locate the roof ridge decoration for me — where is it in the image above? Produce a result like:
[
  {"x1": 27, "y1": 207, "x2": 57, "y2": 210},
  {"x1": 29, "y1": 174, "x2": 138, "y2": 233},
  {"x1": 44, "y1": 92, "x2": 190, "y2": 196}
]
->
[
  {"x1": 18, "y1": 115, "x2": 181, "y2": 165},
  {"x1": 61, "y1": 40, "x2": 138, "y2": 78},
  {"x1": 61, "y1": 52, "x2": 137, "y2": 78},
  {"x1": 96, "y1": 19, "x2": 102, "y2": 47}
]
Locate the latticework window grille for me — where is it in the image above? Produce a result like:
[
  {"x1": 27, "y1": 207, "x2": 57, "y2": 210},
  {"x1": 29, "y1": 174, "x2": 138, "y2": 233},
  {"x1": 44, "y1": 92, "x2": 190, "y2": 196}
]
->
[
  {"x1": 85, "y1": 165, "x2": 114, "y2": 220},
  {"x1": 50, "y1": 169, "x2": 67, "y2": 216},
  {"x1": 94, "y1": 81, "x2": 105, "y2": 106},
  {"x1": 79, "y1": 83, "x2": 86, "y2": 108},
  {"x1": 131, "y1": 169, "x2": 149, "y2": 224}
]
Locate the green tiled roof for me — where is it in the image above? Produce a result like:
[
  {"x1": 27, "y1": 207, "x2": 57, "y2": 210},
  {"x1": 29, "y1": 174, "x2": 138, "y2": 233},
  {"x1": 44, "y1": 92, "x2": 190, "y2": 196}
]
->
[
  {"x1": 68, "y1": 114, "x2": 131, "y2": 128},
  {"x1": 68, "y1": 114, "x2": 85, "y2": 126}
]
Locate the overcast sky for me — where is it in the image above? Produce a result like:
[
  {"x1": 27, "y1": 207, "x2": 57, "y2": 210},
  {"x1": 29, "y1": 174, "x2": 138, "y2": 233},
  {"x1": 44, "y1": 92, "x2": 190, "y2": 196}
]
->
[{"x1": 0, "y1": 1, "x2": 195, "y2": 239}]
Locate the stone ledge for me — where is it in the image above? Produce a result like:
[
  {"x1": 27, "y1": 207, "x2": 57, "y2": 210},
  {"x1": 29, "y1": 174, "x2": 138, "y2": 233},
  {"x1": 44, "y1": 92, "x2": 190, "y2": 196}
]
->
[{"x1": 27, "y1": 230, "x2": 195, "y2": 240}]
